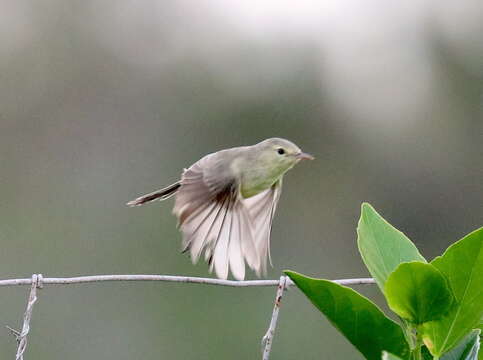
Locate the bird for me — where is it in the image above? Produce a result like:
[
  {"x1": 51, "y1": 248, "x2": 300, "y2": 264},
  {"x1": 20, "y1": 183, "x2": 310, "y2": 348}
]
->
[{"x1": 127, "y1": 138, "x2": 313, "y2": 280}]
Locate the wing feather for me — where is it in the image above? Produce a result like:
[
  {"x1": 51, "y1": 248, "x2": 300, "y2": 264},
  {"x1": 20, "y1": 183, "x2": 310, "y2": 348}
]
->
[
  {"x1": 228, "y1": 207, "x2": 245, "y2": 280},
  {"x1": 174, "y1": 155, "x2": 261, "y2": 279},
  {"x1": 237, "y1": 202, "x2": 260, "y2": 274},
  {"x1": 212, "y1": 199, "x2": 232, "y2": 279},
  {"x1": 185, "y1": 195, "x2": 228, "y2": 263},
  {"x1": 243, "y1": 180, "x2": 282, "y2": 275}
]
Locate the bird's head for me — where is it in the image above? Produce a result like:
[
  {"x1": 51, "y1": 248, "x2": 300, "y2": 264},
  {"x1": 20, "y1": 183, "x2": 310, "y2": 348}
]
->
[{"x1": 255, "y1": 138, "x2": 314, "y2": 175}]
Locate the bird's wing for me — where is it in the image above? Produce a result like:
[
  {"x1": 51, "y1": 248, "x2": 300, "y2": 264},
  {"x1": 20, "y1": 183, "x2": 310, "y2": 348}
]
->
[
  {"x1": 173, "y1": 154, "x2": 259, "y2": 280},
  {"x1": 242, "y1": 179, "x2": 282, "y2": 275}
]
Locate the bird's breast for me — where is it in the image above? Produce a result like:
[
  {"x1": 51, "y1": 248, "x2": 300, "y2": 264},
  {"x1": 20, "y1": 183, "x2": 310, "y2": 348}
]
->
[{"x1": 239, "y1": 167, "x2": 279, "y2": 198}]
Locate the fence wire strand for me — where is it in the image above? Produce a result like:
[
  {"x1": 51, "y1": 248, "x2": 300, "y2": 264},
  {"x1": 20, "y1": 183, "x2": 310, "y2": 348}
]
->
[
  {"x1": 1, "y1": 274, "x2": 375, "y2": 360},
  {"x1": 262, "y1": 275, "x2": 289, "y2": 359},
  {"x1": 0, "y1": 274, "x2": 374, "y2": 287},
  {"x1": 6, "y1": 274, "x2": 43, "y2": 360}
]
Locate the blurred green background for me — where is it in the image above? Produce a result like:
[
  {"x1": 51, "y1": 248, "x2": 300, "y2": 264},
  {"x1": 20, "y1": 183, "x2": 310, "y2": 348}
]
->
[{"x1": 1, "y1": 1, "x2": 483, "y2": 359}]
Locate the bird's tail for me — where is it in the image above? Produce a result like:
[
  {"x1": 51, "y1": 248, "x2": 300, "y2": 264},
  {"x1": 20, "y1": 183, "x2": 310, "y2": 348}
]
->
[{"x1": 126, "y1": 181, "x2": 181, "y2": 206}]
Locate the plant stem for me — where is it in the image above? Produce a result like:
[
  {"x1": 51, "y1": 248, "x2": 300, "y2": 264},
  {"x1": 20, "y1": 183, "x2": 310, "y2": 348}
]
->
[
  {"x1": 414, "y1": 345, "x2": 422, "y2": 360},
  {"x1": 400, "y1": 318, "x2": 415, "y2": 349},
  {"x1": 413, "y1": 326, "x2": 423, "y2": 360}
]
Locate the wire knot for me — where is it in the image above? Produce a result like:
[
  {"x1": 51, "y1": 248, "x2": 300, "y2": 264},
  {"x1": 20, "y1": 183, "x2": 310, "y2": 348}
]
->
[{"x1": 33, "y1": 274, "x2": 43, "y2": 289}]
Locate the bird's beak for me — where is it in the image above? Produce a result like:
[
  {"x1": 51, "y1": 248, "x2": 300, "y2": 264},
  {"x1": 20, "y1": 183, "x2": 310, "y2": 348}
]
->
[{"x1": 295, "y1": 152, "x2": 315, "y2": 161}]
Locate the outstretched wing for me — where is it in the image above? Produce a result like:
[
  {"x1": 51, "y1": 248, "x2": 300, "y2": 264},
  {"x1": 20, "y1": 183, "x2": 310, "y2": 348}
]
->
[
  {"x1": 242, "y1": 179, "x2": 282, "y2": 275},
  {"x1": 173, "y1": 154, "x2": 260, "y2": 280}
]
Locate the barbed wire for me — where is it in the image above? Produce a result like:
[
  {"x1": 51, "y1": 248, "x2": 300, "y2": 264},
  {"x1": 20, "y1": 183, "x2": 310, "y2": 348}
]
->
[
  {"x1": 262, "y1": 275, "x2": 288, "y2": 359},
  {"x1": 0, "y1": 274, "x2": 375, "y2": 287},
  {"x1": 5, "y1": 274, "x2": 43, "y2": 360},
  {"x1": 2, "y1": 274, "x2": 375, "y2": 360}
]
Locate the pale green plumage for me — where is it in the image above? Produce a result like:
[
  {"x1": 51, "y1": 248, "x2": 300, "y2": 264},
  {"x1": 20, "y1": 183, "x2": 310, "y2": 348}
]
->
[
  {"x1": 127, "y1": 138, "x2": 313, "y2": 280},
  {"x1": 236, "y1": 138, "x2": 303, "y2": 198}
]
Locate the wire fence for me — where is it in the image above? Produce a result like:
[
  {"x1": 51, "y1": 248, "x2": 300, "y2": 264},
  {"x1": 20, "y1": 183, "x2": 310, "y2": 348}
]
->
[{"x1": 1, "y1": 273, "x2": 375, "y2": 360}]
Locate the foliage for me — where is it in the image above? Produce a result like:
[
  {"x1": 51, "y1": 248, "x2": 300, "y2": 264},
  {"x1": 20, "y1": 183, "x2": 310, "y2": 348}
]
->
[
  {"x1": 437, "y1": 330, "x2": 480, "y2": 360},
  {"x1": 357, "y1": 203, "x2": 426, "y2": 291},
  {"x1": 285, "y1": 203, "x2": 482, "y2": 360},
  {"x1": 286, "y1": 271, "x2": 410, "y2": 360},
  {"x1": 385, "y1": 261, "x2": 453, "y2": 324},
  {"x1": 422, "y1": 230, "x2": 483, "y2": 356}
]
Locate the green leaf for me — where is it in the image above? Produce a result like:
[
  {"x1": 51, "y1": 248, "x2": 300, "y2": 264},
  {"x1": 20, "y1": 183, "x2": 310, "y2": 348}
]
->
[
  {"x1": 382, "y1": 351, "x2": 404, "y2": 360},
  {"x1": 422, "y1": 228, "x2": 483, "y2": 356},
  {"x1": 478, "y1": 323, "x2": 483, "y2": 360},
  {"x1": 422, "y1": 346, "x2": 434, "y2": 360},
  {"x1": 285, "y1": 270, "x2": 410, "y2": 360},
  {"x1": 357, "y1": 203, "x2": 426, "y2": 292},
  {"x1": 479, "y1": 336, "x2": 482, "y2": 360},
  {"x1": 385, "y1": 262, "x2": 454, "y2": 324},
  {"x1": 440, "y1": 329, "x2": 480, "y2": 360}
]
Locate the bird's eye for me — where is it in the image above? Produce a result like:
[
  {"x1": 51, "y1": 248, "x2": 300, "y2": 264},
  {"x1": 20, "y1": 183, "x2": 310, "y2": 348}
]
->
[{"x1": 277, "y1": 148, "x2": 285, "y2": 155}]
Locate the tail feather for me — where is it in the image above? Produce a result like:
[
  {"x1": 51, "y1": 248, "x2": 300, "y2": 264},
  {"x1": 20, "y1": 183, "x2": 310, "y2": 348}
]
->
[{"x1": 126, "y1": 182, "x2": 181, "y2": 206}]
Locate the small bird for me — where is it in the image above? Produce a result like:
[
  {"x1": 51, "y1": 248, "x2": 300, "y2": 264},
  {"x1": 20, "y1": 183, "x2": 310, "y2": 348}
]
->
[{"x1": 127, "y1": 138, "x2": 313, "y2": 280}]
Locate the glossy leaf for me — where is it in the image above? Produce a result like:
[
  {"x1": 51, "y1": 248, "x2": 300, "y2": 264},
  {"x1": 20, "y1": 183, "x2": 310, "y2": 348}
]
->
[
  {"x1": 478, "y1": 323, "x2": 483, "y2": 360},
  {"x1": 385, "y1": 261, "x2": 454, "y2": 324},
  {"x1": 382, "y1": 352, "x2": 404, "y2": 360},
  {"x1": 357, "y1": 203, "x2": 426, "y2": 292},
  {"x1": 440, "y1": 330, "x2": 480, "y2": 360},
  {"x1": 422, "y1": 346, "x2": 434, "y2": 360},
  {"x1": 285, "y1": 270, "x2": 410, "y2": 360},
  {"x1": 422, "y1": 228, "x2": 483, "y2": 356}
]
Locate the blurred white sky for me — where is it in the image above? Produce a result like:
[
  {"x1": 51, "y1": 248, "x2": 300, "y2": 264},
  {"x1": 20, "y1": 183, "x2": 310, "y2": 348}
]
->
[{"x1": 1, "y1": 0, "x2": 482, "y2": 133}]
